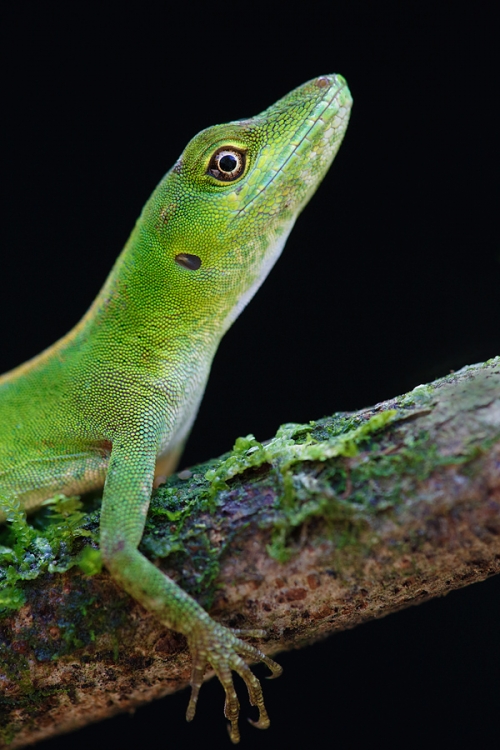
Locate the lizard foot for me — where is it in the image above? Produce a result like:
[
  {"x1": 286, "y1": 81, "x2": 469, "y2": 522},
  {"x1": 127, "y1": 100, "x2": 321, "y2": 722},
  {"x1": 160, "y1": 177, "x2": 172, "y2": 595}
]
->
[{"x1": 185, "y1": 620, "x2": 282, "y2": 743}]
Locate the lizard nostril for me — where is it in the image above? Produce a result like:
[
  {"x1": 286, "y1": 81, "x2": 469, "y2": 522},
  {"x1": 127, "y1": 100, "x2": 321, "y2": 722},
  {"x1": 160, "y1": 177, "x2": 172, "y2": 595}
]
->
[{"x1": 315, "y1": 76, "x2": 330, "y2": 89}]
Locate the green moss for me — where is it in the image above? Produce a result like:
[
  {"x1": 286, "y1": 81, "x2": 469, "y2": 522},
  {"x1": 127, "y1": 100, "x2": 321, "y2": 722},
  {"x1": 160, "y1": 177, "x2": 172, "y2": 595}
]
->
[
  {"x1": 200, "y1": 410, "x2": 400, "y2": 562},
  {"x1": 140, "y1": 467, "x2": 222, "y2": 605},
  {"x1": 0, "y1": 494, "x2": 98, "y2": 616},
  {"x1": 77, "y1": 545, "x2": 103, "y2": 575},
  {"x1": 245, "y1": 396, "x2": 494, "y2": 562},
  {"x1": 205, "y1": 410, "x2": 398, "y2": 493}
]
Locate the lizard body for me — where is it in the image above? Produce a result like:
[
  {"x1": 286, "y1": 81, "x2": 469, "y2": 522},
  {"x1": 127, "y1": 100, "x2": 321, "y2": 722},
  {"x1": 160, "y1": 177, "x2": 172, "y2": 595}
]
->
[{"x1": 0, "y1": 74, "x2": 352, "y2": 741}]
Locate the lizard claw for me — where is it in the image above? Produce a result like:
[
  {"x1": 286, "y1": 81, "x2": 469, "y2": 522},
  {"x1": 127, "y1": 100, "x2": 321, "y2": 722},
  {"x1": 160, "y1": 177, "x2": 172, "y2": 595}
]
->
[
  {"x1": 185, "y1": 643, "x2": 208, "y2": 722},
  {"x1": 185, "y1": 618, "x2": 282, "y2": 743},
  {"x1": 229, "y1": 627, "x2": 267, "y2": 638}
]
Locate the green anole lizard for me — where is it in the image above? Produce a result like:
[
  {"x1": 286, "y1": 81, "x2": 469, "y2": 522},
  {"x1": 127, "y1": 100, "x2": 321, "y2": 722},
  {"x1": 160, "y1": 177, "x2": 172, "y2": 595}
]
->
[{"x1": 0, "y1": 74, "x2": 352, "y2": 742}]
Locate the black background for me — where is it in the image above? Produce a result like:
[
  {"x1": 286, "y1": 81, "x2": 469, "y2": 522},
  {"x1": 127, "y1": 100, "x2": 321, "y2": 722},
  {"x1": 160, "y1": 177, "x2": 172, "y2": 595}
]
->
[{"x1": 1, "y1": 2, "x2": 499, "y2": 748}]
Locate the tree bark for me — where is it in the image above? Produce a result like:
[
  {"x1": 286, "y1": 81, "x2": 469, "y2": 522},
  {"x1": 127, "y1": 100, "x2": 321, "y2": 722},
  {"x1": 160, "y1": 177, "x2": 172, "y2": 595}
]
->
[{"x1": 1, "y1": 357, "x2": 500, "y2": 748}]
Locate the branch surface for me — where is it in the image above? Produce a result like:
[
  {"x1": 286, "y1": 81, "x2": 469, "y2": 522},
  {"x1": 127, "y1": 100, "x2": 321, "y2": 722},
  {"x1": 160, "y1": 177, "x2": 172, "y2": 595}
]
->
[{"x1": 2, "y1": 358, "x2": 500, "y2": 747}]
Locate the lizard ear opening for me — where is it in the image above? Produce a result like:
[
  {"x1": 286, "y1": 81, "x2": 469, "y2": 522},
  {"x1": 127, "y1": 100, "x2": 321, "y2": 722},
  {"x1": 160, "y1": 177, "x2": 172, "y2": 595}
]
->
[{"x1": 175, "y1": 253, "x2": 202, "y2": 271}]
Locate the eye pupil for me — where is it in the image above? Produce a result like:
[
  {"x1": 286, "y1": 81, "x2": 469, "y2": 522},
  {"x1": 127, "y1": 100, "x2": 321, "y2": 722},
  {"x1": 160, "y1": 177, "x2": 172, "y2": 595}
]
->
[
  {"x1": 208, "y1": 148, "x2": 245, "y2": 181},
  {"x1": 219, "y1": 154, "x2": 237, "y2": 172}
]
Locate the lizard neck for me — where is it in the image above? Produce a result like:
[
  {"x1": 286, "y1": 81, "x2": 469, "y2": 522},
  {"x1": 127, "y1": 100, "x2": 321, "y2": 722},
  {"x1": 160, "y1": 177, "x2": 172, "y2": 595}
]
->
[{"x1": 78, "y1": 221, "x2": 224, "y2": 369}]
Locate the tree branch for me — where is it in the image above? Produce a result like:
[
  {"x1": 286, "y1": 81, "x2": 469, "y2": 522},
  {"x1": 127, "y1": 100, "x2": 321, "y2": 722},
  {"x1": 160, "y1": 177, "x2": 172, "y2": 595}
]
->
[{"x1": 2, "y1": 358, "x2": 500, "y2": 748}]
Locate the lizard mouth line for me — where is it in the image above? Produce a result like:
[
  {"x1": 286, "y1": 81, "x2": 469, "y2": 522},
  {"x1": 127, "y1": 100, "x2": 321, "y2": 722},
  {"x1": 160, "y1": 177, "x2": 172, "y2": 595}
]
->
[{"x1": 235, "y1": 81, "x2": 347, "y2": 218}]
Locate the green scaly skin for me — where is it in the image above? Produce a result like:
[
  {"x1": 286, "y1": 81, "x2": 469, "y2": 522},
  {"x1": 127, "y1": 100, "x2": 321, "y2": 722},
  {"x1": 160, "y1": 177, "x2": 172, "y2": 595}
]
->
[{"x1": 0, "y1": 74, "x2": 352, "y2": 742}]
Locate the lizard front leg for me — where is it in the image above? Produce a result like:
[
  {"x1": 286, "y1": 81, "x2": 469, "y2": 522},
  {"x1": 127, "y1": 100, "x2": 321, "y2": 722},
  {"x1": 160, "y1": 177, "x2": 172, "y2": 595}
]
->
[{"x1": 99, "y1": 439, "x2": 281, "y2": 743}]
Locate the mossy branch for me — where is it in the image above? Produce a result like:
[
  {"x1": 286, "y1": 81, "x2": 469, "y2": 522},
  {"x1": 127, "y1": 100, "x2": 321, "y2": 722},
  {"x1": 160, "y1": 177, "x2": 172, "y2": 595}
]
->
[{"x1": 2, "y1": 358, "x2": 500, "y2": 748}]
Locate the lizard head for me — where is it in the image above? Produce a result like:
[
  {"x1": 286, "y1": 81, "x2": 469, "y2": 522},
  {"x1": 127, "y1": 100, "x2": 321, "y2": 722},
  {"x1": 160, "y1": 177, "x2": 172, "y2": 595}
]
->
[{"x1": 140, "y1": 74, "x2": 353, "y2": 334}]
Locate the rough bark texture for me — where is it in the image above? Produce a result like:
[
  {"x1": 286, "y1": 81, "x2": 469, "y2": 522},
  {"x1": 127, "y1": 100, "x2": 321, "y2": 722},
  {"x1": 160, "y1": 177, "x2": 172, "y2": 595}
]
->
[{"x1": 1, "y1": 358, "x2": 500, "y2": 748}]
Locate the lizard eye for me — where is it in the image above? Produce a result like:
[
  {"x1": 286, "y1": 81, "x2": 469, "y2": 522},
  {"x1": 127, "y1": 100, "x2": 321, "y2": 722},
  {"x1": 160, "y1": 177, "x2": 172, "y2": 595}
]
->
[{"x1": 208, "y1": 148, "x2": 245, "y2": 181}]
